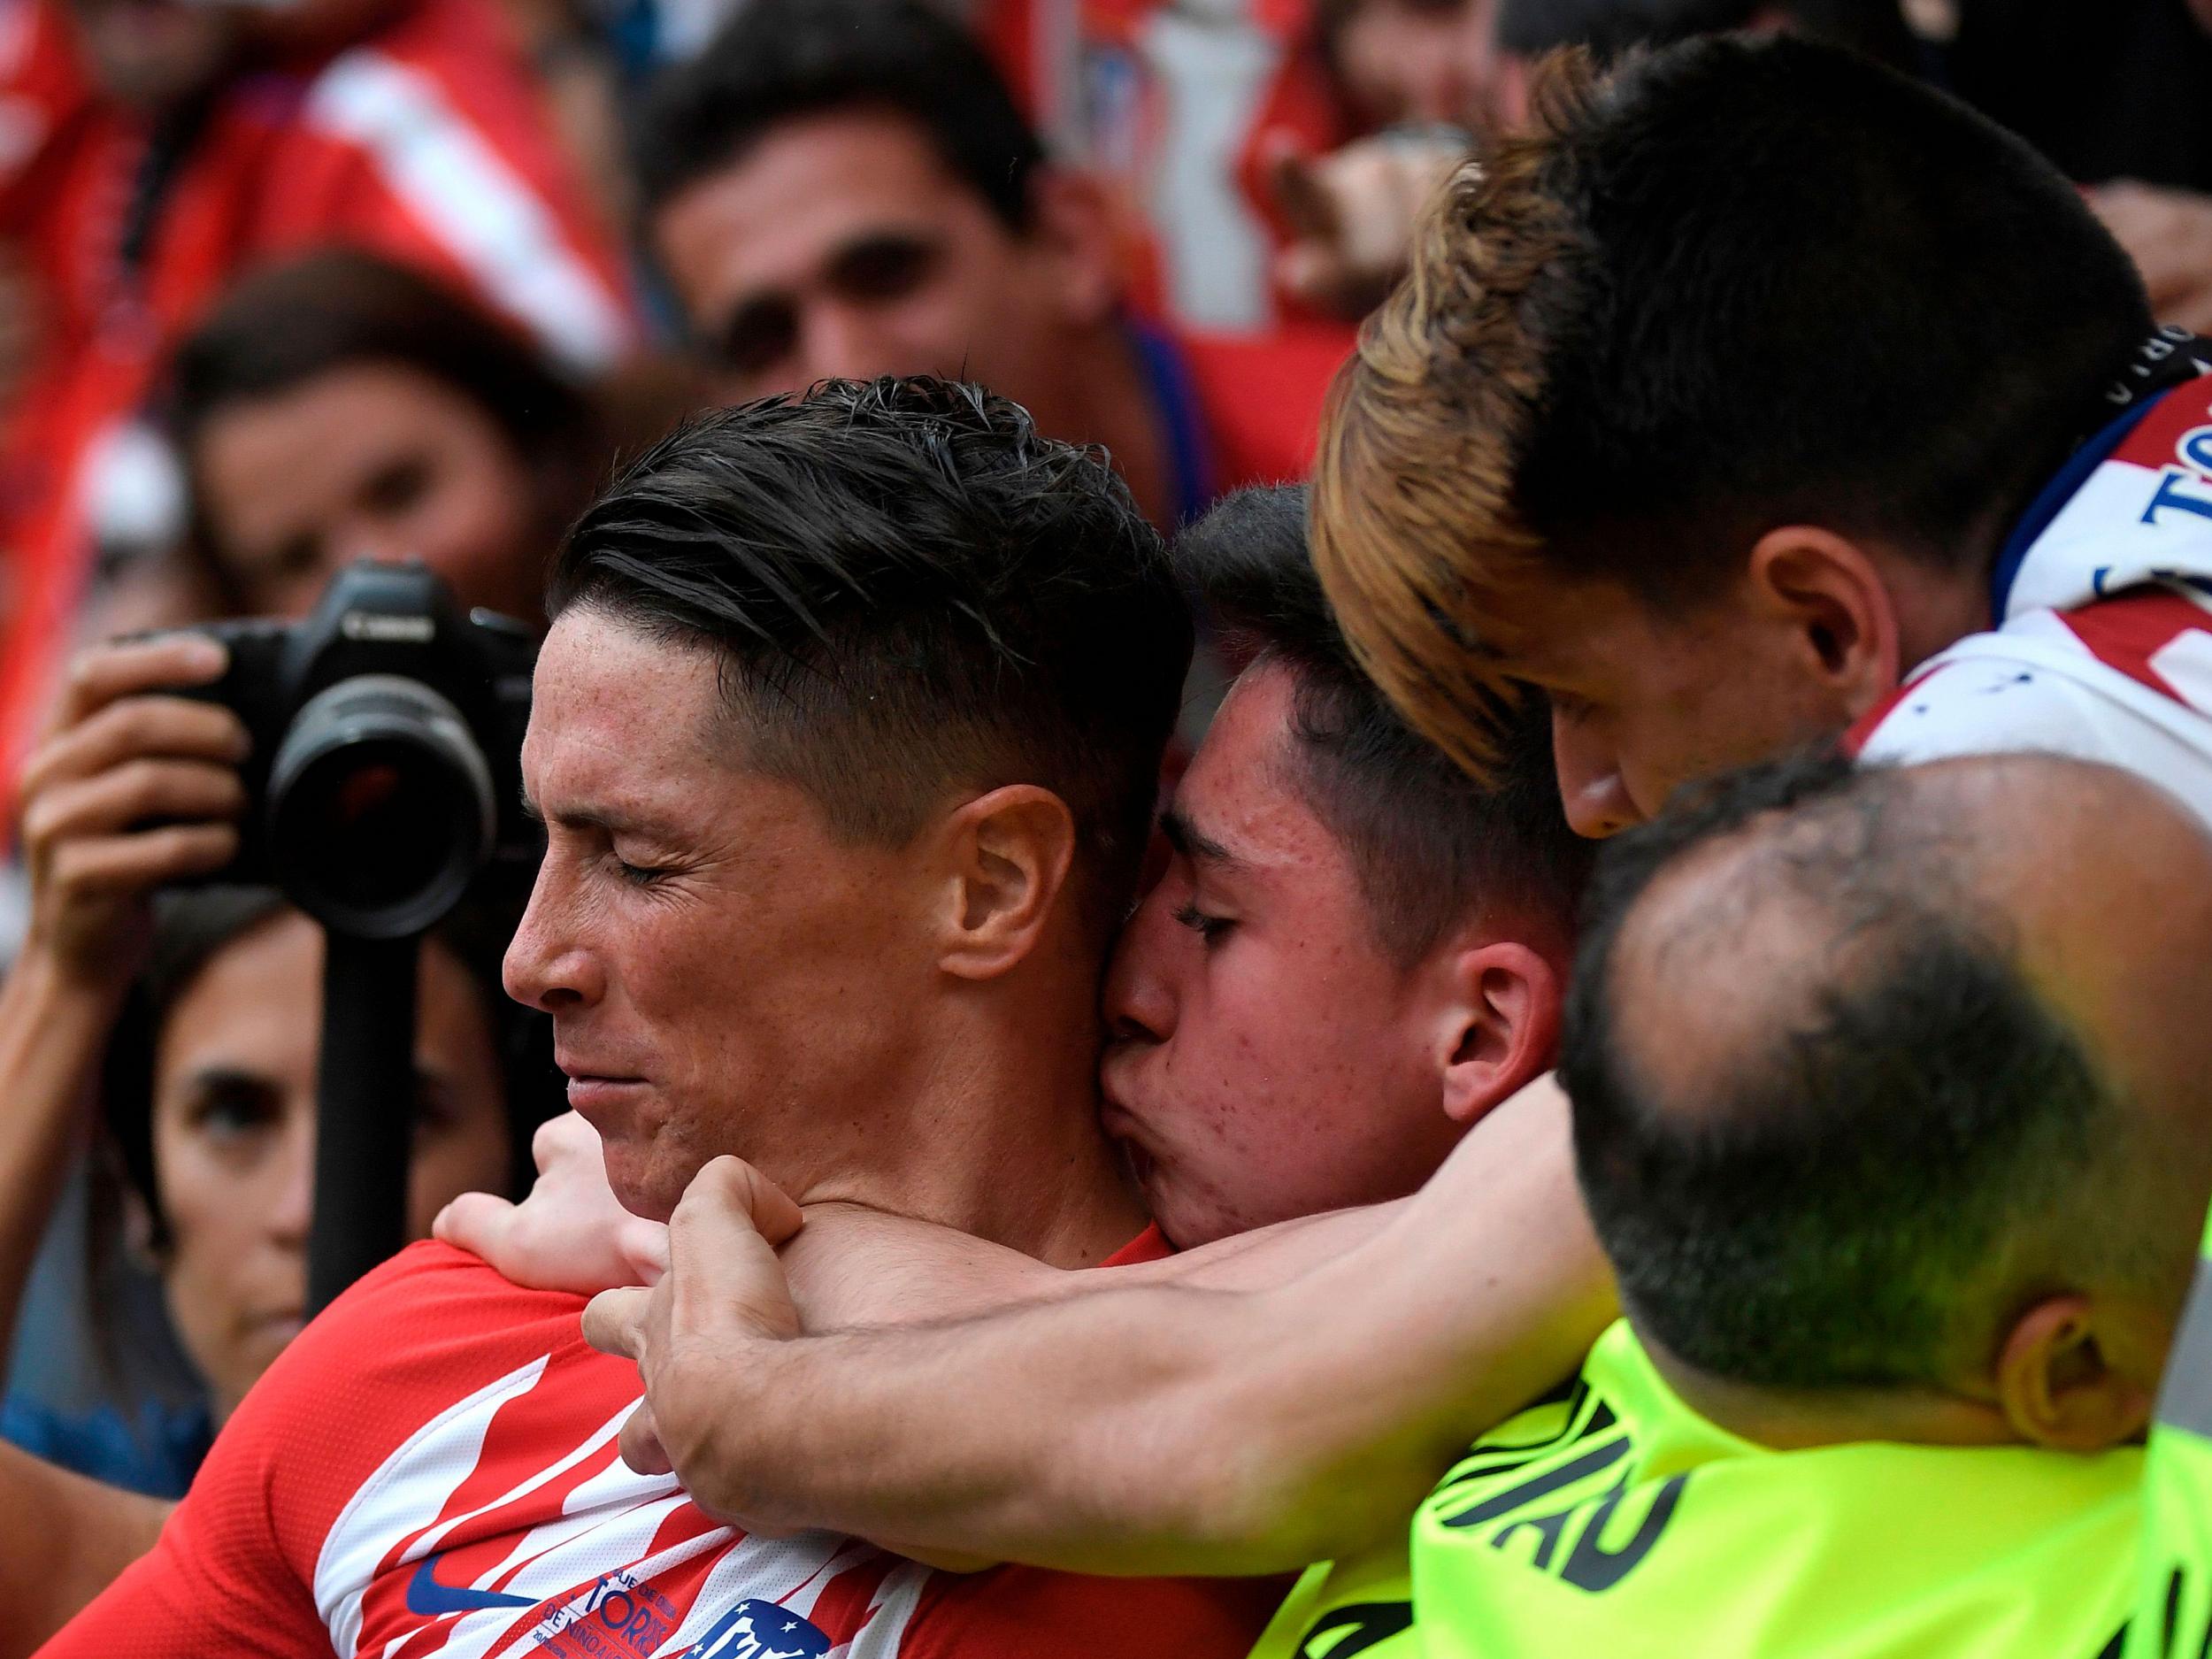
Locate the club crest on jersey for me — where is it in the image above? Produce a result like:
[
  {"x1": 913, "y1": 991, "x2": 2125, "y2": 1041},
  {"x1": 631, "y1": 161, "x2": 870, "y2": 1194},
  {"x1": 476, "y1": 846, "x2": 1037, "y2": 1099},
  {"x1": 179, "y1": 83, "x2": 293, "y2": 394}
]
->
[{"x1": 691, "y1": 1600, "x2": 832, "y2": 1659}]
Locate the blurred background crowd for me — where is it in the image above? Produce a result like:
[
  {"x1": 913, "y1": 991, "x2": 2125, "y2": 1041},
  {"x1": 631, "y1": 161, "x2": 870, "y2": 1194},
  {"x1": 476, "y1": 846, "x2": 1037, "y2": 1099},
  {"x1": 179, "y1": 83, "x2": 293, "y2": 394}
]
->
[{"x1": 4, "y1": 0, "x2": 2212, "y2": 1578}]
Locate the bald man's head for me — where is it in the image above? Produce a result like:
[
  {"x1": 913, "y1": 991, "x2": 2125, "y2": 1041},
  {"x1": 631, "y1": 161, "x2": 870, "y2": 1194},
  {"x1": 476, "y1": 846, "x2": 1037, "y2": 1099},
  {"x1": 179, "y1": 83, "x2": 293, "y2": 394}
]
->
[{"x1": 1562, "y1": 750, "x2": 2212, "y2": 1439}]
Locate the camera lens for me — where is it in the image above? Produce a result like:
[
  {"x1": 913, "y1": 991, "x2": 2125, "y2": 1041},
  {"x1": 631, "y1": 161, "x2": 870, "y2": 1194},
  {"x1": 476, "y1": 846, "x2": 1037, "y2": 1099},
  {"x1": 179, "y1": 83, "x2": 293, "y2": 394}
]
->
[{"x1": 265, "y1": 675, "x2": 497, "y2": 939}]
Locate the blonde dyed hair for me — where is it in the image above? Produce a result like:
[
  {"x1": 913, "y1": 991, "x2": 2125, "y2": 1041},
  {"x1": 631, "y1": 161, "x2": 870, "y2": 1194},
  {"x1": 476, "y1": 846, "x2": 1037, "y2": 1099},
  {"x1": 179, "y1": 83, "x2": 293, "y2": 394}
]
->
[{"x1": 1312, "y1": 50, "x2": 1610, "y2": 781}]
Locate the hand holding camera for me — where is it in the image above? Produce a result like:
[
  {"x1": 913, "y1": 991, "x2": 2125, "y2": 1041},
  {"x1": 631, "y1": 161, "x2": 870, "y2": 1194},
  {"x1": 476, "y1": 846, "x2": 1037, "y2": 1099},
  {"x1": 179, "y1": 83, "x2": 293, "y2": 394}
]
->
[{"x1": 15, "y1": 634, "x2": 249, "y2": 993}]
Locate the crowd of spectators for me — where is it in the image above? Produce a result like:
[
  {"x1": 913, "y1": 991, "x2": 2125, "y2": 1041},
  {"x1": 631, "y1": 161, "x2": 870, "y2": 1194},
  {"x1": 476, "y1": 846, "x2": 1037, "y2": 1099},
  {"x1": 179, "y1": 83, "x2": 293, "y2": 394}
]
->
[{"x1": 2, "y1": 0, "x2": 2212, "y2": 1655}]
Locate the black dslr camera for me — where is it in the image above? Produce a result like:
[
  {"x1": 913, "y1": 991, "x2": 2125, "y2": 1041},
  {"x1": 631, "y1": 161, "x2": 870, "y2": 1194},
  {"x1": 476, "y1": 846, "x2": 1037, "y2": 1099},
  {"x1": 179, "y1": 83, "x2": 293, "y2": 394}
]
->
[{"x1": 182, "y1": 561, "x2": 539, "y2": 939}]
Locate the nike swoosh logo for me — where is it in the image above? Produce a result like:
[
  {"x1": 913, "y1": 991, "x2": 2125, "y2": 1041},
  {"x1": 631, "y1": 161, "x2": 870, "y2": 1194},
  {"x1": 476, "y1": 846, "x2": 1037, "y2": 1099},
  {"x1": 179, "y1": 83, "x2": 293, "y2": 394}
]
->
[{"x1": 404, "y1": 1553, "x2": 540, "y2": 1617}]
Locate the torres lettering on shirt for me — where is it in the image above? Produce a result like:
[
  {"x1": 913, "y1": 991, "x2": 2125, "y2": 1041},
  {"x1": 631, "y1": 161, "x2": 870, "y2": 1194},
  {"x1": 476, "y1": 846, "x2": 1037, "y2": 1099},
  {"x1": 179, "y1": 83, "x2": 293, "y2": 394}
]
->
[
  {"x1": 1846, "y1": 333, "x2": 2212, "y2": 825},
  {"x1": 45, "y1": 1232, "x2": 1273, "y2": 1658}
]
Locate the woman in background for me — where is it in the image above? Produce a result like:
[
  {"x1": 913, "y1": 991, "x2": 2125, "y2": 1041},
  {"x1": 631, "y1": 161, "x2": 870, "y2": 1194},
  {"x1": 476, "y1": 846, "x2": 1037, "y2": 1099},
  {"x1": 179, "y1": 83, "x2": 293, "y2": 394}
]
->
[
  {"x1": 105, "y1": 246, "x2": 604, "y2": 632},
  {"x1": 0, "y1": 629, "x2": 558, "y2": 1649}
]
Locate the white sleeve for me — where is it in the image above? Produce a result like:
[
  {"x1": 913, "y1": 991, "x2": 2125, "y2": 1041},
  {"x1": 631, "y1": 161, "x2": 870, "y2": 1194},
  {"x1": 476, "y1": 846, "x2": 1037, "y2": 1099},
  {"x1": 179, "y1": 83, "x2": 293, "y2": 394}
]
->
[{"x1": 1857, "y1": 653, "x2": 2212, "y2": 833}]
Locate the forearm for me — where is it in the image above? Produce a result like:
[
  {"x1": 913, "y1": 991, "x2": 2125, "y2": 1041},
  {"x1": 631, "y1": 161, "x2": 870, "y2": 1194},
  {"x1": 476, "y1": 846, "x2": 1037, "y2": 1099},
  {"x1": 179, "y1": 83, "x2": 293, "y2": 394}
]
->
[
  {"x1": 0, "y1": 953, "x2": 120, "y2": 1345},
  {"x1": 0, "y1": 1440, "x2": 169, "y2": 1657},
  {"x1": 780, "y1": 1200, "x2": 1395, "y2": 1330},
  {"x1": 669, "y1": 1084, "x2": 1615, "y2": 1574}
]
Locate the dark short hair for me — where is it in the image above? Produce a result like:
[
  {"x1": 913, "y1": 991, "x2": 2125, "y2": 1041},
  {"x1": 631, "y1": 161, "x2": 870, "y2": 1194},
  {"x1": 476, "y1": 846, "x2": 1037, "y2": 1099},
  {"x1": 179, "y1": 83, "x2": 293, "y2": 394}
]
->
[
  {"x1": 99, "y1": 883, "x2": 560, "y2": 1251},
  {"x1": 1175, "y1": 486, "x2": 1588, "y2": 965},
  {"x1": 1561, "y1": 751, "x2": 2122, "y2": 1390},
  {"x1": 1316, "y1": 35, "x2": 2154, "y2": 777},
  {"x1": 551, "y1": 376, "x2": 1191, "y2": 931},
  {"x1": 1494, "y1": 0, "x2": 1914, "y2": 64},
  {"x1": 634, "y1": 0, "x2": 1042, "y2": 227},
  {"x1": 165, "y1": 247, "x2": 597, "y2": 605}
]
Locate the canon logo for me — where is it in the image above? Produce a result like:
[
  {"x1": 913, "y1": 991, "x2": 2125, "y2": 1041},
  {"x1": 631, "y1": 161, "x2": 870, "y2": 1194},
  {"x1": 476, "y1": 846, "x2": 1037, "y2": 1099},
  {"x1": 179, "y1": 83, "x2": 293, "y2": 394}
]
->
[{"x1": 339, "y1": 611, "x2": 436, "y2": 643}]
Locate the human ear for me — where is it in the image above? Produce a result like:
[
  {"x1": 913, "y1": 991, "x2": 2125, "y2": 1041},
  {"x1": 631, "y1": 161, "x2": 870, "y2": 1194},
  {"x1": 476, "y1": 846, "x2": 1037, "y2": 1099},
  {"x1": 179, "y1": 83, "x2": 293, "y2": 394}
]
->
[
  {"x1": 1025, "y1": 166, "x2": 1122, "y2": 328},
  {"x1": 1433, "y1": 941, "x2": 1562, "y2": 1125},
  {"x1": 1993, "y1": 1294, "x2": 2155, "y2": 1452},
  {"x1": 122, "y1": 1183, "x2": 168, "y2": 1271},
  {"x1": 1745, "y1": 526, "x2": 1903, "y2": 722},
  {"x1": 934, "y1": 785, "x2": 1079, "y2": 982}
]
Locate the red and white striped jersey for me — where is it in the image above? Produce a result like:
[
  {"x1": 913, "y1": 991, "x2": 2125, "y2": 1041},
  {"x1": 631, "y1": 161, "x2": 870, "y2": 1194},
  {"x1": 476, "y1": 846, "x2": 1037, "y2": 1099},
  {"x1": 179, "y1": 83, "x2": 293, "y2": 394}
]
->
[
  {"x1": 42, "y1": 1238, "x2": 1279, "y2": 1658},
  {"x1": 0, "y1": 0, "x2": 637, "y2": 814},
  {"x1": 1850, "y1": 370, "x2": 2212, "y2": 824}
]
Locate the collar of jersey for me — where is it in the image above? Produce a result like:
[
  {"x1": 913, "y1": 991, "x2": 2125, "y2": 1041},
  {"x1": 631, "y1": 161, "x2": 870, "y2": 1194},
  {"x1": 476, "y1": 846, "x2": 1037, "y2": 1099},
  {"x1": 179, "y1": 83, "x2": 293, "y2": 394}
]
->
[{"x1": 1988, "y1": 392, "x2": 2170, "y2": 625}]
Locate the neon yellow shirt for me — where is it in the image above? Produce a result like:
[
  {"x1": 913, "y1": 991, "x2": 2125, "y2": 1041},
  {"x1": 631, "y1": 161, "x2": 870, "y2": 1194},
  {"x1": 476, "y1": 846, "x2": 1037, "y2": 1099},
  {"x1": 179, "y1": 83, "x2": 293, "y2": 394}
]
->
[
  {"x1": 1246, "y1": 1554, "x2": 1417, "y2": 1659},
  {"x1": 2130, "y1": 1208, "x2": 2212, "y2": 1659},
  {"x1": 1246, "y1": 1389, "x2": 1585, "y2": 1659},
  {"x1": 1403, "y1": 1322, "x2": 2138, "y2": 1658}
]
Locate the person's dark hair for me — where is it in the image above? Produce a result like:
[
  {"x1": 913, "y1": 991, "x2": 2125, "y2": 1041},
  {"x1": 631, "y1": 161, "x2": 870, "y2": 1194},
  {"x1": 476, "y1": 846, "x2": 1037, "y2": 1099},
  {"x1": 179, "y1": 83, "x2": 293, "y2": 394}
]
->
[
  {"x1": 99, "y1": 885, "x2": 560, "y2": 1250},
  {"x1": 1494, "y1": 0, "x2": 1914, "y2": 66},
  {"x1": 1560, "y1": 750, "x2": 2122, "y2": 1390},
  {"x1": 634, "y1": 0, "x2": 1042, "y2": 227},
  {"x1": 1316, "y1": 35, "x2": 2154, "y2": 777},
  {"x1": 551, "y1": 375, "x2": 1191, "y2": 933},
  {"x1": 165, "y1": 247, "x2": 598, "y2": 608},
  {"x1": 1176, "y1": 486, "x2": 1588, "y2": 964}
]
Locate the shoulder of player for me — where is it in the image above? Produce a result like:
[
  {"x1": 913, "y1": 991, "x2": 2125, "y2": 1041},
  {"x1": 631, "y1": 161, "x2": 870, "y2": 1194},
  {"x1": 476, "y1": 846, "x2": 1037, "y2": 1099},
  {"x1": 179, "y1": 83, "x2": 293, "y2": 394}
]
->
[
  {"x1": 316, "y1": 1239, "x2": 588, "y2": 1325},
  {"x1": 1849, "y1": 633, "x2": 2135, "y2": 766},
  {"x1": 242, "y1": 1241, "x2": 591, "y2": 1423}
]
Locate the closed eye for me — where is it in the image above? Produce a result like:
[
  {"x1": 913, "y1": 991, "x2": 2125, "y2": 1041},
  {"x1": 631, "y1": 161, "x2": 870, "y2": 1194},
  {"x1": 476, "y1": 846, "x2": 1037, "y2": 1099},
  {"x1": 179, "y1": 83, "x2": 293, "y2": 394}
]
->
[{"x1": 1173, "y1": 902, "x2": 1234, "y2": 945}]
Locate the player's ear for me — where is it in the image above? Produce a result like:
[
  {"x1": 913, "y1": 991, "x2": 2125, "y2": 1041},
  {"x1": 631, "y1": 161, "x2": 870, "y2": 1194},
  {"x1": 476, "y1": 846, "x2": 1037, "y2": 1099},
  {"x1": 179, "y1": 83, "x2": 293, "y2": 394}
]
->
[
  {"x1": 1993, "y1": 1294, "x2": 2155, "y2": 1452},
  {"x1": 1744, "y1": 526, "x2": 1902, "y2": 723},
  {"x1": 1025, "y1": 165, "x2": 1121, "y2": 328},
  {"x1": 933, "y1": 785, "x2": 1079, "y2": 981},
  {"x1": 1432, "y1": 940, "x2": 1561, "y2": 1125}
]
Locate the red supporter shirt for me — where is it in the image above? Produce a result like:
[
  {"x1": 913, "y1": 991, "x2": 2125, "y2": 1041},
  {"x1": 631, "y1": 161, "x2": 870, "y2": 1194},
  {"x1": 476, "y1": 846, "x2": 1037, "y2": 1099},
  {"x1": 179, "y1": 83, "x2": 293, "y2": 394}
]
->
[
  {"x1": 43, "y1": 1232, "x2": 1276, "y2": 1658},
  {"x1": 1178, "y1": 322, "x2": 1348, "y2": 495},
  {"x1": 0, "y1": 0, "x2": 635, "y2": 802},
  {"x1": 980, "y1": 0, "x2": 1349, "y2": 340}
]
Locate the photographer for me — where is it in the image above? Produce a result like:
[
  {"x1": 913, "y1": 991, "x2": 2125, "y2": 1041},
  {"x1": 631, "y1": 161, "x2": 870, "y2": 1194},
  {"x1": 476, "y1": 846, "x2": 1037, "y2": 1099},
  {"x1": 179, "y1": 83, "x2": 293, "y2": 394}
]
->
[{"x1": 0, "y1": 632, "x2": 552, "y2": 1648}]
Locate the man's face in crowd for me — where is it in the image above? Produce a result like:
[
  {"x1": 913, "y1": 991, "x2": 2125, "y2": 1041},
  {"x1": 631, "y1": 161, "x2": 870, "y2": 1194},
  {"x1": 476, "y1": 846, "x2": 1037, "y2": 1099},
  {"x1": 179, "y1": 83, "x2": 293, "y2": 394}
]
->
[
  {"x1": 1508, "y1": 577, "x2": 1870, "y2": 838},
  {"x1": 1331, "y1": 0, "x2": 1502, "y2": 130},
  {"x1": 1102, "y1": 663, "x2": 1475, "y2": 1246},
  {"x1": 505, "y1": 609, "x2": 935, "y2": 1220},
  {"x1": 653, "y1": 110, "x2": 1107, "y2": 416}
]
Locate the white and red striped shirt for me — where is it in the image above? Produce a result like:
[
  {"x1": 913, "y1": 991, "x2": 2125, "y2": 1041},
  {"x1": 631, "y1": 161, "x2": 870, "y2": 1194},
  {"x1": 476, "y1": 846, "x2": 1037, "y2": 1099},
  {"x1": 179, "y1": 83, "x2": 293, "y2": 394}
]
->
[
  {"x1": 0, "y1": 0, "x2": 638, "y2": 810},
  {"x1": 1850, "y1": 370, "x2": 2212, "y2": 823},
  {"x1": 42, "y1": 1240, "x2": 1279, "y2": 1658}
]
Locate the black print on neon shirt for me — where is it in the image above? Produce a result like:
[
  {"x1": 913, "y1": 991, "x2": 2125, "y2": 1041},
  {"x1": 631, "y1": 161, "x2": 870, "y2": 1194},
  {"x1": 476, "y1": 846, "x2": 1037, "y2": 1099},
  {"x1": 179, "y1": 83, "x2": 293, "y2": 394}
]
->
[
  {"x1": 1295, "y1": 1601, "x2": 1414, "y2": 1658},
  {"x1": 1434, "y1": 1402, "x2": 1686, "y2": 1595}
]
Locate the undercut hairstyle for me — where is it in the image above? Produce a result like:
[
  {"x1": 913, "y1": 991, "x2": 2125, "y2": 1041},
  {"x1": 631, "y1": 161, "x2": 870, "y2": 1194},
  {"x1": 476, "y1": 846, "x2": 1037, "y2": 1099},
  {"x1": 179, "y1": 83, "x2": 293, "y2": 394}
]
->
[
  {"x1": 167, "y1": 248, "x2": 596, "y2": 606},
  {"x1": 1561, "y1": 751, "x2": 2129, "y2": 1391},
  {"x1": 634, "y1": 0, "x2": 1043, "y2": 227},
  {"x1": 1175, "y1": 486, "x2": 1588, "y2": 966},
  {"x1": 1313, "y1": 35, "x2": 2154, "y2": 778},
  {"x1": 551, "y1": 376, "x2": 1191, "y2": 933}
]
